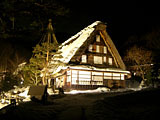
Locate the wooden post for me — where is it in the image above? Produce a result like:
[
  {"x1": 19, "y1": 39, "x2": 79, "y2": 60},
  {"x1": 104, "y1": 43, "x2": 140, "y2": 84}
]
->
[
  {"x1": 91, "y1": 71, "x2": 92, "y2": 88},
  {"x1": 103, "y1": 72, "x2": 104, "y2": 86},
  {"x1": 71, "y1": 70, "x2": 72, "y2": 88}
]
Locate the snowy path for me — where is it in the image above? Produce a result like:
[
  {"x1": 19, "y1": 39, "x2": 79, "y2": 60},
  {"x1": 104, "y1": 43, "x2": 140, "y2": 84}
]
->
[{"x1": 55, "y1": 94, "x2": 101, "y2": 120}]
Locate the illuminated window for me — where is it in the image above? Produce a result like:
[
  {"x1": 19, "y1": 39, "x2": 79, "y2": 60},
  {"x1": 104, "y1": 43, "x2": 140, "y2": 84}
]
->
[
  {"x1": 94, "y1": 56, "x2": 102, "y2": 64},
  {"x1": 104, "y1": 46, "x2": 107, "y2": 54},
  {"x1": 96, "y1": 45, "x2": 99, "y2": 53},
  {"x1": 67, "y1": 75, "x2": 71, "y2": 82},
  {"x1": 82, "y1": 55, "x2": 87, "y2": 63},
  {"x1": 103, "y1": 56, "x2": 106, "y2": 63},
  {"x1": 104, "y1": 73, "x2": 112, "y2": 79},
  {"x1": 79, "y1": 71, "x2": 91, "y2": 85},
  {"x1": 108, "y1": 58, "x2": 113, "y2": 65},
  {"x1": 121, "y1": 74, "x2": 125, "y2": 80},
  {"x1": 88, "y1": 45, "x2": 92, "y2": 52},
  {"x1": 92, "y1": 72, "x2": 103, "y2": 85},
  {"x1": 72, "y1": 70, "x2": 78, "y2": 84},
  {"x1": 96, "y1": 35, "x2": 100, "y2": 42},
  {"x1": 113, "y1": 73, "x2": 121, "y2": 80}
]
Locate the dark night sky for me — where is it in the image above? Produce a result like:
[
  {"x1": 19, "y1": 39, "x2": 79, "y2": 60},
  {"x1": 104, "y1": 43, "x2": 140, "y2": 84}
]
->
[
  {"x1": 2, "y1": 0, "x2": 160, "y2": 55},
  {"x1": 54, "y1": 0, "x2": 160, "y2": 51}
]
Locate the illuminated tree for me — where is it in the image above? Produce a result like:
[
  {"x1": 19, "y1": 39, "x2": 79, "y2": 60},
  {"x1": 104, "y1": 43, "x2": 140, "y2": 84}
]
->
[
  {"x1": 22, "y1": 19, "x2": 62, "y2": 86},
  {"x1": 22, "y1": 56, "x2": 42, "y2": 85},
  {"x1": 0, "y1": 0, "x2": 69, "y2": 74},
  {"x1": 124, "y1": 45, "x2": 152, "y2": 87}
]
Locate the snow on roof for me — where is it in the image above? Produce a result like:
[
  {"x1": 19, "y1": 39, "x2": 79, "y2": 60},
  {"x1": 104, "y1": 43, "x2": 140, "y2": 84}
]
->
[{"x1": 54, "y1": 21, "x2": 102, "y2": 64}]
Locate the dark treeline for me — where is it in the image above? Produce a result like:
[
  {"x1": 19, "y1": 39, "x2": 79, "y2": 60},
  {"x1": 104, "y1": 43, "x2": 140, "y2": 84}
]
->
[{"x1": 0, "y1": 0, "x2": 69, "y2": 72}]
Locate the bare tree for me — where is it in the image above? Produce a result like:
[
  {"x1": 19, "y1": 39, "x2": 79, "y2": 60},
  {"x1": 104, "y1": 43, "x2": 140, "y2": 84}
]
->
[
  {"x1": 124, "y1": 45, "x2": 152, "y2": 87},
  {"x1": 8, "y1": 51, "x2": 26, "y2": 73}
]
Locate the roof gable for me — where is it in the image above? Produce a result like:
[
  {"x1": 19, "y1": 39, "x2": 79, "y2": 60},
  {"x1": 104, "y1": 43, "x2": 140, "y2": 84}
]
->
[
  {"x1": 100, "y1": 31, "x2": 126, "y2": 70},
  {"x1": 53, "y1": 21, "x2": 126, "y2": 70}
]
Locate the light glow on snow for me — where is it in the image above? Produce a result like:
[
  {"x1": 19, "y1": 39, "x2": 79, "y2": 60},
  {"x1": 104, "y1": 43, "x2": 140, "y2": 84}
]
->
[
  {"x1": 0, "y1": 86, "x2": 31, "y2": 109},
  {"x1": 65, "y1": 87, "x2": 110, "y2": 94}
]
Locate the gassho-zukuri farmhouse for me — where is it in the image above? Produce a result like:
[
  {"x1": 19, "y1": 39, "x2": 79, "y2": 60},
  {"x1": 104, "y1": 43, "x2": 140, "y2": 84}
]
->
[{"x1": 49, "y1": 21, "x2": 130, "y2": 91}]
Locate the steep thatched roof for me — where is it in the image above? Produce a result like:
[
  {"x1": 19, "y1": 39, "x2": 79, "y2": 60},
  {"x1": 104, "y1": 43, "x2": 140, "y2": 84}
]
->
[
  {"x1": 52, "y1": 21, "x2": 126, "y2": 72},
  {"x1": 99, "y1": 26, "x2": 126, "y2": 70}
]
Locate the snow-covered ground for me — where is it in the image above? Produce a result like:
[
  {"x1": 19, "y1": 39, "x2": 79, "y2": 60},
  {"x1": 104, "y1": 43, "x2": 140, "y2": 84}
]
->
[
  {"x1": 1, "y1": 88, "x2": 160, "y2": 120},
  {"x1": 65, "y1": 87, "x2": 110, "y2": 94},
  {"x1": 0, "y1": 86, "x2": 143, "y2": 109},
  {"x1": 0, "y1": 86, "x2": 30, "y2": 109}
]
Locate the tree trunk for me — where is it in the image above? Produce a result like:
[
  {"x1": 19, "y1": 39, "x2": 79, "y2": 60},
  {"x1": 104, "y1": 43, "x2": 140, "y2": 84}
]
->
[
  {"x1": 139, "y1": 71, "x2": 146, "y2": 88},
  {"x1": 48, "y1": 78, "x2": 51, "y2": 87},
  {"x1": 35, "y1": 73, "x2": 38, "y2": 85},
  {"x1": 42, "y1": 76, "x2": 46, "y2": 85}
]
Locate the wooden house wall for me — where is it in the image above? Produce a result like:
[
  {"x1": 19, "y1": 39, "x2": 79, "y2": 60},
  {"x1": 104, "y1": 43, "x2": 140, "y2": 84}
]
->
[
  {"x1": 70, "y1": 31, "x2": 118, "y2": 69},
  {"x1": 62, "y1": 69, "x2": 126, "y2": 90}
]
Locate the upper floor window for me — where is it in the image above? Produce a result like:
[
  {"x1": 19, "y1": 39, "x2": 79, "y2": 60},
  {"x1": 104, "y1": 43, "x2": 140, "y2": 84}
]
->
[
  {"x1": 94, "y1": 56, "x2": 102, "y2": 64},
  {"x1": 96, "y1": 45, "x2": 100, "y2": 53},
  {"x1": 103, "y1": 56, "x2": 106, "y2": 63},
  {"x1": 104, "y1": 46, "x2": 107, "y2": 54},
  {"x1": 82, "y1": 55, "x2": 87, "y2": 63},
  {"x1": 96, "y1": 35, "x2": 100, "y2": 42},
  {"x1": 108, "y1": 57, "x2": 113, "y2": 65},
  {"x1": 88, "y1": 45, "x2": 93, "y2": 52}
]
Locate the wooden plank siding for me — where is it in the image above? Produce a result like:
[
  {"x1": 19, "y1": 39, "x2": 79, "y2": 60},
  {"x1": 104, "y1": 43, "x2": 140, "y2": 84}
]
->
[
  {"x1": 70, "y1": 31, "x2": 119, "y2": 69},
  {"x1": 78, "y1": 43, "x2": 117, "y2": 68}
]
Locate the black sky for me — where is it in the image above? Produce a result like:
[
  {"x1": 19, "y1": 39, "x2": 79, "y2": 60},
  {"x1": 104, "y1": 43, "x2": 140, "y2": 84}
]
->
[
  {"x1": 55, "y1": 0, "x2": 160, "y2": 50},
  {"x1": 2, "y1": 0, "x2": 160, "y2": 54}
]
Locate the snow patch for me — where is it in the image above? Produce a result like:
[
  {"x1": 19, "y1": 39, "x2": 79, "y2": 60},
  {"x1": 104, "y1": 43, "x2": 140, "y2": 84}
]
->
[
  {"x1": 18, "y1": 86, "x2": 31, "y2": 102},
  {"x1": 0, "y1": 86, "x2": 31, "y2": 109},
  {"x1": 47, "y1": 88, "x2": 55, "y2": 95},
  {"x1": 65, "y1": 87, "x2": 110, "y2": 94},
  {"x1": 64, "y1": 87, "x2": 144, "y2": 95}
]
